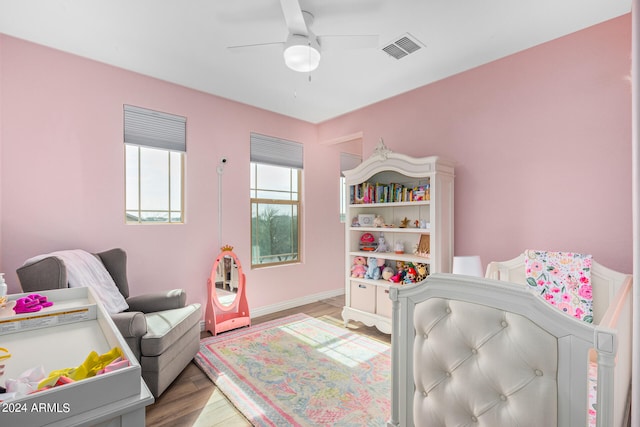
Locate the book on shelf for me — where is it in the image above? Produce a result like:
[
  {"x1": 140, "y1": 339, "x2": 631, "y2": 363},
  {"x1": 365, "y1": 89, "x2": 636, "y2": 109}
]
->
[{"x1": 350, "y1": 181, "x2": 430, "y2": 204}]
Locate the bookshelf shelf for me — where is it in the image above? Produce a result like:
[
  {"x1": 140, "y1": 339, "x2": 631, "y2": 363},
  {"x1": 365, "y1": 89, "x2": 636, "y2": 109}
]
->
[
  {"x1": 349, "y1": 226, "x2": 430, "y2": 234},
  {"x1": 348, "y1": 251, "x2": 432, "y2": 264}
]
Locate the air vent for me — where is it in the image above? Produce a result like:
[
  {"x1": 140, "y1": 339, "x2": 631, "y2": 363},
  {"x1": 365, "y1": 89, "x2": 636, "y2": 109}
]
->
[{"x1": 382, "y1": 33, "x2": 424, "y2": 60}]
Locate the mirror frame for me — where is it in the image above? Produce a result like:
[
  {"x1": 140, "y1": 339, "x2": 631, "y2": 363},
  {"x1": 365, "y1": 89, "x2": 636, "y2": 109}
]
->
[
  {"x1": 209, "y1": 250, "x2": 245, "y2": 312},
  {"x1": 205, "y1": 248, "x2": 251, "y2": 336}
]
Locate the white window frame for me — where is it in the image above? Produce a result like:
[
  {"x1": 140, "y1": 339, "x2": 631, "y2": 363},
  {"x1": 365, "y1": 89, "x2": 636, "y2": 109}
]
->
[
  {"x1": 340, "y1": 152, "x2": 362, "y2": 222},
  {"x1": 124, "y1": 105, "x2": 186, "y2": 224},
  {"x1": 250, "y1": 133, "x2": 303, "y2": 268}
]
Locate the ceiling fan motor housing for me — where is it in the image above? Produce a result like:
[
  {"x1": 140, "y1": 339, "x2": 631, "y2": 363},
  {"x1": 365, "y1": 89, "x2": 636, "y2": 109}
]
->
[{"x1": 283, "y1": 33, "x2": 321, "y2": 72}]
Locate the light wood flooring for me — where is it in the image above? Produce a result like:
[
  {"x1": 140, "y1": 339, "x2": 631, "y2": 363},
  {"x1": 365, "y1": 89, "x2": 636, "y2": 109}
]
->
[{"x1": 144, "y1": 295, "x2": 390, "y2": 427}]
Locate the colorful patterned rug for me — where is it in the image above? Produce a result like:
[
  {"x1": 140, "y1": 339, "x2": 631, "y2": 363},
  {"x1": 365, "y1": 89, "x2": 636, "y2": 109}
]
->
[{"x1": 194, "y1": 313, "x2": 391, "y2": 426}]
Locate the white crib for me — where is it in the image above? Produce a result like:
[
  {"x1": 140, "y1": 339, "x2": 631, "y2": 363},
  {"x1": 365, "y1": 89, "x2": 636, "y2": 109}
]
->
[{"x1": 388, "y1": 256, "x2": 632, "y2": 427}]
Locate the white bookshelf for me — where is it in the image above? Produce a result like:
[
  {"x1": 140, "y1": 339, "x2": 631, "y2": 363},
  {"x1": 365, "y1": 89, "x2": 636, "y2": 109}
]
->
[{"x1": 342, "y1": 140, "x2": 454, "y2": 333}]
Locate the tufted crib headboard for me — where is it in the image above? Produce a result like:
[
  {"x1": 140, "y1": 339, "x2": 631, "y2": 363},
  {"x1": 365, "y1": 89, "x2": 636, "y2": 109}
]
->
[{"x1": 388, "y1": 273, "x2": 630, "y2": 427}]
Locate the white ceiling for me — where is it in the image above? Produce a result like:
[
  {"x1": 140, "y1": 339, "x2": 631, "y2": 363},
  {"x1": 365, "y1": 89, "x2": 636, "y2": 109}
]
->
[{"x1": 0, "y1": 0, "x2": 632, "y2": 124}]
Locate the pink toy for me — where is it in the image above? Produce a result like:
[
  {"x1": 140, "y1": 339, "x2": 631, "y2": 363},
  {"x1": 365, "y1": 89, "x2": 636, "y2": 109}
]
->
[
  {"x1": 13, "y1": 296, "x2": 42, "y2": 314},
  {"x1": 351, "y1": 256, "x2": 367, "y2": 278},
  {"x1": 389, "y1": 273, "x2": 402, "y2": 283},
  {"x1": 28, "y1": 294, "x2": 53, "y2": 308},
  {"x1": 13, "y1": 294, "x2": 54, "y2": 314}
]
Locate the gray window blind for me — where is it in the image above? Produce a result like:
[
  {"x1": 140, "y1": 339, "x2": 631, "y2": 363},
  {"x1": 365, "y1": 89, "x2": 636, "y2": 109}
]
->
[
  {"x1": 124, "y1": 105, "x2": 186, "y2": 152},
  {"x1": 340, "y1": 152, "x2": 362, "y2": 176},
  {"x1": 250, "y1": 133, "x2": 303, "y2": 169}
]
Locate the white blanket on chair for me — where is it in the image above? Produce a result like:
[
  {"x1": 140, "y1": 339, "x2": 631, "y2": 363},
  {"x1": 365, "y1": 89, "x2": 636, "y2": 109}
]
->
[{"x1": 24, "y1": 250, "x2": 129, "y2": 314}]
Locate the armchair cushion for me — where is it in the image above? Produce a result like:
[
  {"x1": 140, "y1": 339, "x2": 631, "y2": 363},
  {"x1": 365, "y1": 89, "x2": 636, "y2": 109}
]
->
[
  {"x1": 141, "y1": 304, "x2": 201, "y2": 357},
  {"x1": 125, "y1": 289, "x2": 187, "y2": 313}
]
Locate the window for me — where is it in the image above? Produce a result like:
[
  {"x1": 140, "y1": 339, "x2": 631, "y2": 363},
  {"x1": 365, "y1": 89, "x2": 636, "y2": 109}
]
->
[
  {"x1": 250, "y1": 133, "x2": 303, "y2": 268},
  {"x1": 124, "y1": 105, "x2": 186, "y2": 224},
  {"x1": 340, "y1": 152, "x2": 362, "y2": 222}
]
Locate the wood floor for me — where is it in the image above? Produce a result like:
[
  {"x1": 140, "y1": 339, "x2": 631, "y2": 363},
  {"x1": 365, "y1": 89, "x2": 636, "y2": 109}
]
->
[{"x1": 144, "y1": 295, "x2": 390, "y2": 427}]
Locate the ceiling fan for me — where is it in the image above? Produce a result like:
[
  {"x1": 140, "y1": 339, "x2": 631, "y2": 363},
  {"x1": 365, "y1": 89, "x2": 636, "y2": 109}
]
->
[{"x1": 228, "y1": 0, "x2": 379, "y2": 72}]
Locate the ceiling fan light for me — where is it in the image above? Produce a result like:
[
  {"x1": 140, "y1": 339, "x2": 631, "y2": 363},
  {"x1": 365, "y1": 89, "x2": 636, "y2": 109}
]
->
[{"x1": 284, "y1": 35, "x2": 321, "y2": 72}]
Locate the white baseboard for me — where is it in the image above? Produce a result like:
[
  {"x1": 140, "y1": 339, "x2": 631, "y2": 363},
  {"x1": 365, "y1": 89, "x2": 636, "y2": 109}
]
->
[
  {"x1": 199, "y1": 288, "x2": 344, "y2": 332},
  {"x1": 251, "y1": 288, "x2": 345, "y2": 318}
]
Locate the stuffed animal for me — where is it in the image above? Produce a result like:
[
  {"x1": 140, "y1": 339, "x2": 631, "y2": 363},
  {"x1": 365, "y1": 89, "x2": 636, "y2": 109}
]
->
[
  {"x1": 351, "y1": 256, "x2": 367, "y2": 278},
  {"x1": 381, "y1": 266, "x2": 395, "y2": 281},
  {"x1": 375, "y1": 233, "x2": 390, "y2": 253},
  {"x1": 364, "y1": 257, "x2": 385, "y2": 280},
  {"x1": 404, "y1": 267, "x2": 417, "y2": 284},
  {"x1": 373, "y1": 215, "x2": 385, "y2": 227},
  {"x1": 415, "y1": 263, "x2": 428, "y2": 282}
]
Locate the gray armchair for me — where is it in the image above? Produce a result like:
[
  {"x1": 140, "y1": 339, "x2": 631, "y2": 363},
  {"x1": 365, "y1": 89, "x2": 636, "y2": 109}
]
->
[{"x1": 16, "y1": 248, "x2": 202, "y2": 398}]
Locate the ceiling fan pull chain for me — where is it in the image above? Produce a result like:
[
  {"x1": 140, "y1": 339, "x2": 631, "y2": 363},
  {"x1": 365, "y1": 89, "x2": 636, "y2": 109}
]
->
[{"x1": 308, "y1": 40, "x2": 313, "y2": 82}]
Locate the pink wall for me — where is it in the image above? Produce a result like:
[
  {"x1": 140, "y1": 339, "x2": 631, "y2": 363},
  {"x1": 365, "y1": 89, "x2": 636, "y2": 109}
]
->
[
  {"x1": 0, "y1": 35, "x2": 4, "y2": 268},
  {"x1": 319, "y1": 15, "x2": 633, "y2": 273},
  {"x1": 0, "y1": 35, "x2": 346, "y2": 311},
  {"x1": 0, "y1": 13, "x2": 633, "y2": 317}
]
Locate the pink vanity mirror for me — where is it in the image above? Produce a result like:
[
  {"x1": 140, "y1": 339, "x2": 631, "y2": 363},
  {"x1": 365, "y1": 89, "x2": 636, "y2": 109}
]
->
[{"x1": 205, "y1": 247, "x2": 251, "y2": 336}]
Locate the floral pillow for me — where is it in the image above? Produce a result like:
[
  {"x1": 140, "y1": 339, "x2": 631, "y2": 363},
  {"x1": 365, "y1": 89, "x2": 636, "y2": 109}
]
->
[{"x1": 524, "y1": 250, "x2": 593, "y2": 323}]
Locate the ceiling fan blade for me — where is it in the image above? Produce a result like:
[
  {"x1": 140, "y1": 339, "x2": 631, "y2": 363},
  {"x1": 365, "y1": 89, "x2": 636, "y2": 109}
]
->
[
  {"x1": 279, "y1": 0, "x2": 308, "y2": 36},
  {"x1": 227, "y1": 41, "x2": 285, "y2": 51},
  {"x1": 318, "y1": 35, "x2": 379, "y2": 50}
]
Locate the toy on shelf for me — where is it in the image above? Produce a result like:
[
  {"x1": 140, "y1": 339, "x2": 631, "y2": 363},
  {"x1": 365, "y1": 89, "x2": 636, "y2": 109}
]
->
[
  {"x1": 381, "y1": 266, "x2": 395, "y2": 281},
  {"x1": 389, "y1": 261, "x2": 406, "y2": 283},
  {"x1": 360, "y1": 233, "x2": 377, "y2": 251},
  {"x1": 351, "y1": 256, "x2": 367, "y2": 278},
  {"x1": 404, "y1": 267, "x2": 417, "y2": 284},
  {"x1": 364, "y1": 257, "x2": 385, "y2": 280},
  {"x1": 415, "y1": 263, "x2": 429, "y2": 281},
  {"x1": 389, "y1": 273, "x2": 402, "y2": 283},
  {"x1": 399, "y1": 217, "x2": 410, "y2": 228},
  {"x1": 375, "y1": 233, "x2": 390, "y2": 253},
  {"x1": 374, "y1": 215, "x2": 385, "y2": 227}
]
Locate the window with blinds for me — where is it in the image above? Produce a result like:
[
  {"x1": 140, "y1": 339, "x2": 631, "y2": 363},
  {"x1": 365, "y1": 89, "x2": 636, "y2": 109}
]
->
[
  {"x1": 250, "y1": 133, "x2": 303, "y2": 267},
  {"x1": 124, "y1": 105, "x2": 186, "y2": 224}
]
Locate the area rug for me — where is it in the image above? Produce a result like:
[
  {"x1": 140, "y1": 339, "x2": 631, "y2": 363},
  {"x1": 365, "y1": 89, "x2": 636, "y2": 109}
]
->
[{"x1": 194, "y1": 313, "x2": 391, "y2": 426}]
